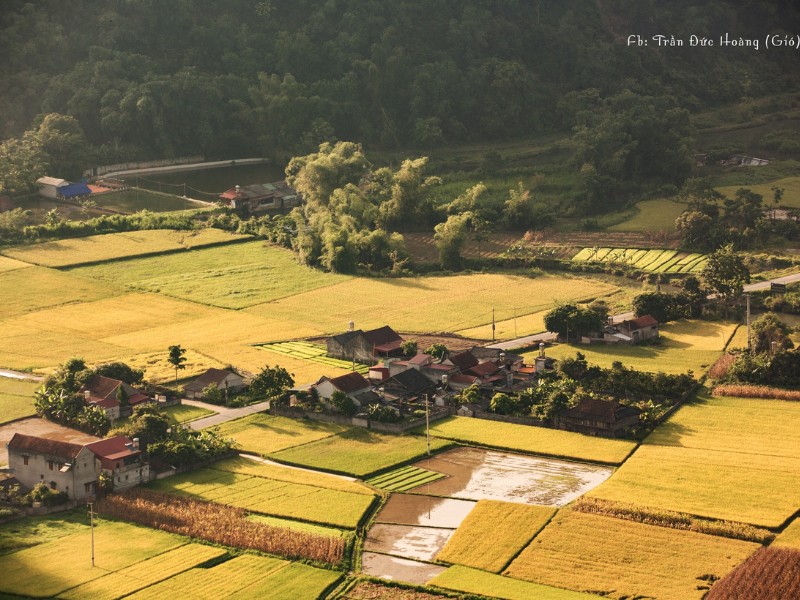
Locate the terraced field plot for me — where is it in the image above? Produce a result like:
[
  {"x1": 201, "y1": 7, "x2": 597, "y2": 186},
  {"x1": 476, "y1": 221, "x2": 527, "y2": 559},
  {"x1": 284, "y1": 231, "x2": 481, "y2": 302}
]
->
[
  {"x1": 260, "y1": 341, "x2": 370, "y2": 374},
  {"x1": 572, "y1": 247, "x2": 706, "y2": 274},
  {"x1": 366, "y1": 466, "x2": 446, "y2": 492},
  {"x1": 535, "y1": 319, "x2": 736, "y2": 375},
  {"x1": 430, "y1": 566, "x2": 600, "y2": 600},
  {"x1": 774, "y1": 517, "x2": 800, "y2": 549},
  {"x1": 70, "y1": 240, "x2": 351, "y2": 309},
  {"x1": 437, "y1": 501, "x2": 556, "y2": 572},
  {"x1": 214, "y1": 414, "x2": 353, "y2": 455},
  {"x1": 426, "y1": 416, "x2": 636, "y2": 465},
  {"x1": 504, "y1": 510, "x2": 758, "y2": 600},
  {"x1": 149, "y1": 459, "x2": 376, "y2": 528},
  {"x1": 0, "y1": 378, "x2": 39, "y2": 424},
  {"x1": 2, "y1": 229, "x2": 248, "y2": 268},
  {"x1": 0, "y1": 255, "x2": 32, "y2": 273},
  {"x1": 588, "y1": 394, "x2": 800, "y2": 527},
  {"x1": 247, "y1": 273, "x2": 617, "y2": 334},
  {"x1": 270, "y1": 428, "x2": 452, "y2": 477},
  {"x1": 0, "y1": 519, "x2": 186, "y2": 598}
]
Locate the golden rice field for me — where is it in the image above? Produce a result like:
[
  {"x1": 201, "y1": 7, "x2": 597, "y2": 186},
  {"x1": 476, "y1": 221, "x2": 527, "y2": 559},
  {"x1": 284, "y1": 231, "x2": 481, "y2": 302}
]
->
[
  {"x1": 504, "y1": 510, "x2": 759, "y2": 600},
  {"x1": 2, "y1": 229, "x2": 248, "y2": 267},
  {"x1": 0, "y1": 519, "x2": 186, "y2": 598},
  {"x1": 148, "y1": 462, "x2": 376, "y2": 528},
  {"x1": 58, "y1": 543, "x2": 227, "y2": 600},
  {"x1": 774, "y1": 517, "x2": 800, "y2": 549},
  {"x1": 456, "y1": 310, "x2": 548, "y2": 341},
  {"x1": 429, "y1": 566, "x2": 599, "y2": 600},
  {"x1": 214, "y1": 414, "x2": 353, "y2": 456},
  {"x1": 0, "y1": 378, "x2": 40, "y2": 424},
  {"x1": 534, "y1": 319, "x2": 736, "y2": 375},
  {"x1": 588, "y1": 394, "x2": 800, "y2": 528},
  {"x1": 426, "y1": 416, "x2": 636, "y2": 465},
  {"x1": 247, "y1": 273, "x2": 616, "y2": 334},
  {"x1": 0, "y1": 255, "x2": 31, "y2": 273},
  {"x1": 131, "y1": 558, "x2": 342, "y2": 600},
  {"x1": 437, "y1": 501, "x2": 556, "y2": 572}
]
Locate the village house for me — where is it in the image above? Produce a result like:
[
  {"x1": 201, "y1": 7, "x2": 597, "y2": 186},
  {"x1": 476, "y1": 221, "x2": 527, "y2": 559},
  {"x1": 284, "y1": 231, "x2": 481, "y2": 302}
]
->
[
  {"x1": 555, "y1": 397, "x2": 642, "y2": 438},
  {"x1": 313, "y1": 372, "x2": 378, "y2": 407},
  {"x1": 378, "y1": 368, "x2": 439, "y2": 406},
  {"x1": 219, "y1": 180, "x2": 301, "y2": 212},
  {"x1": 79, "y1": 374, "x2": 151, "y2": 420},
  {"x1": 183, "y1": 368, "x2": 246, "y2": 400},
  {"x1": 611, "y1": 315, "x2": 660, "y2": 344},
  {"x1": 326, "y1": 325, "x2": 404, "y2": 364},
  {"x1": 6, "y1": 433, "x2": 100, "y2": 500},
  {"x1": 84, "y1": 436, "x2": 149, "y2": 491}
]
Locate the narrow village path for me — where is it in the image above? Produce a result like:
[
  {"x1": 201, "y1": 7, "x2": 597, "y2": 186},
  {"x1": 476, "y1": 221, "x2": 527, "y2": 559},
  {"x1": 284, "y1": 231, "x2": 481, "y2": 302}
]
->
[
  {"x1": 0, "y1": 369, "x2": 43, "y2": 382},
  {"x1": 184, "y1": 398, "x2": 269, "y2": 430}
]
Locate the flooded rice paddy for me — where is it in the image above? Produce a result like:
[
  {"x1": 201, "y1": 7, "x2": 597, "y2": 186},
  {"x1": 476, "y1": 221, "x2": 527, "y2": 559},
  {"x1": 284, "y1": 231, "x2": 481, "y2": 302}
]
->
[{"x1": 362, "y1": 446, "x2": 615, "y2": 583}]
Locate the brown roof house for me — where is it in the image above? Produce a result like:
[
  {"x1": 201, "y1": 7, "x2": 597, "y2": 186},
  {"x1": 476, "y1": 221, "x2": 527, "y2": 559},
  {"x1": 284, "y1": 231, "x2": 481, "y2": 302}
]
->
[
  {"x1": 219, "y1": 180, "x2": 301, "y2": 212},
  {"x1": 606, "y1": 315, "x2": 660, "y2": 344},
  {"x1": 327, "y1": 325, "x2": 404, "y2": 364},
  {"x1": 85, "y1": 436, "x2": 149, "y2": 491},
  {"x1": 312, "y1": 372, "x2": 378, "y2": 407},
  {"x1": 6, "y1": 433, "x2": 100, "y2": 500},
  {"x1": 183, "y1": 368, "x2": 245, "y2": 400},
  {"x1": 79, "y1": 375, "x2": 151, "y2": 420},
  {"x1": 555, "y1": 398, "x2": 641, "y2": 438}
]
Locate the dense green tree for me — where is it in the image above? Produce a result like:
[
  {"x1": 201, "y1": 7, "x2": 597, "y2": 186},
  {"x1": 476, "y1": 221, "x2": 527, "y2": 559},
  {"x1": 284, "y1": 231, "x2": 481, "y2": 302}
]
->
[
  {"x1": 544, "y1": 303, "x2": 606, "y2": 342},
  {"x1": 167, "y1": 345, "x2": 187, "y2": 383},
  {"x1": 329, "y1": 390, "x2": 358, "y2": 417},
  {"x1": 249, "y1": 365, "x2": 294, "y2": 400},
  {"x1": 701, "y1": 244, "x2": 750, "y2": 315},
  {"x1": 94, "y1": 362, "x2": 144, "y2": 386},
  {"x1": 434, "y1": 212, "x2": 471, "y2": 270},
  {"x1": 750, "y1": 312, "x2": 794, "y2": 354}
]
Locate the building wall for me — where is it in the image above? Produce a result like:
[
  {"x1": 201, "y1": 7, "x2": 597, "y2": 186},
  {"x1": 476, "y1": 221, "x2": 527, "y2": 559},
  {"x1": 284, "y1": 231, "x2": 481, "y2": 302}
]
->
[
  {"x1": 8, "y1": 447, "x2": 99, "y2": 500},
  {"x1": 110, "y1": 462, "x2": 150, "y2": 490}
]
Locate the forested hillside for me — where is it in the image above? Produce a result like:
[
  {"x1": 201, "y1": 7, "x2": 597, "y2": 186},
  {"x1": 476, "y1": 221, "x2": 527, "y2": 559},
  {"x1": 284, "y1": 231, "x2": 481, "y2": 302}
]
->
[{"x1": 1, "y1": 0, "x2": 799, "y2": 163}]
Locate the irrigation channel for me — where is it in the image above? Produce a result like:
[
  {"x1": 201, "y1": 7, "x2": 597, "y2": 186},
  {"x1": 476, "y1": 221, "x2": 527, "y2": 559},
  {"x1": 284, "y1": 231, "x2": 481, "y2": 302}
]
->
[{"x1": 361, "y1": 446, "x2": 613, "y2": 584}]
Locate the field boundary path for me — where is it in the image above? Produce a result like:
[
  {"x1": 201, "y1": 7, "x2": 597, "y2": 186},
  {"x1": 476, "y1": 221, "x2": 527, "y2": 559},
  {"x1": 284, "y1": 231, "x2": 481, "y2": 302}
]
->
[
  {"x1": 0, "y1": 369, "x2": 43, "y2": 382},
  {"x1": 184, "y1": 399, "x2": 269, "y2": 430},
  {"x1": 239, "y1": 453, "x2": 359, "y2": 482}
]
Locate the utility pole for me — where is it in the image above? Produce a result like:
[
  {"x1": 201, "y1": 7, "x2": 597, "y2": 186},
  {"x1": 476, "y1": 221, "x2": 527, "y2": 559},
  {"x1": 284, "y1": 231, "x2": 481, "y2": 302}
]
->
[
  {"x1": 88, "y1": 502, "x2": 97, "y2": 567},
  {"x1": 492, "y1": 306, "x2": 496, "y2": 342},
  {"x1": 746, "y1": 293, "x2": 751, "y2": 353},
  {"x1": 425, "y1": 393, "x2": 431, "y2": 456}
]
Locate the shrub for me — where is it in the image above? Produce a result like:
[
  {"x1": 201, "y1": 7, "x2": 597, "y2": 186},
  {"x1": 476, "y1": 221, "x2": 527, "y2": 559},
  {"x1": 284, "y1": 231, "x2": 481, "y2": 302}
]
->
[{"x1": 27, "y1": 483, "x2": 69, "y2": 507}]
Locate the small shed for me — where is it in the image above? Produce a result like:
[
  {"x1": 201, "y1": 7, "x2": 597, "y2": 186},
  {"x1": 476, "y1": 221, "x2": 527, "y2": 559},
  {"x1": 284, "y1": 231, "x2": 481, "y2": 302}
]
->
[
  {"x1": 183, "y1": 368, "x2": 245, "y2": 399},
  {"x1": 58, "y1": 182, "x2": 92, "y2": 199},
  {"x1": 36, "y1": 176, "x2": 68, "y2": 198}
]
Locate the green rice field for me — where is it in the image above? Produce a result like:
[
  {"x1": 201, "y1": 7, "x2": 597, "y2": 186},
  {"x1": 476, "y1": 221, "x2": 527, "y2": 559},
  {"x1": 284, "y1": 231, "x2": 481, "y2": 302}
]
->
[
  {"x1": 214, "y1": 414, "x2": 353, "y2": 455},
  {"x1": 260, "y1": 341, "x2": 370, "y2": 374},
  {"x1": 271, "y1": 428, "x2": 452, "y2": 478},
  {"x1": 571, "y1": 247, "x2": 707, "y2": 274},
  {"x1": 148, "y1": 460, "x2": 376, "y2": 528},
  {"x1": 608, "y1": 199, "x2": 686, "y2": 232},
  {"x1": 0, "y1": 378, "x2": 39, "y2": 424},
  {"x1": 365, "y1": 466, "x2": 446, "y2": 492}
]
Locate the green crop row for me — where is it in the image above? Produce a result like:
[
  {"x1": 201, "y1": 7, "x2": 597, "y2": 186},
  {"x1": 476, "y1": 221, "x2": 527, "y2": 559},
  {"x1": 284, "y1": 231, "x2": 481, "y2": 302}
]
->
[{"x1": 572, "y1": 247, "x2": 707, "y2": 274}]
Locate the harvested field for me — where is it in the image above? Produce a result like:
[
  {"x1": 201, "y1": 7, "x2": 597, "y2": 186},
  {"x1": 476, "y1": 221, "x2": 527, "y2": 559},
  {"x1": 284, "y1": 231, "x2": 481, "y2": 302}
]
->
[
  {"x1": 504, "y1": 510, "x2": 758, "y2": 600},
  {"x1": 345, "y1": 581, "x2": 455, "y2": 600},
  {"x1": 425, "y1": 416, "x2": 636, "y2": 465},
  {"x1": 535, "y1": 319, "x2": 736, "y2": 375},
  {"x1": 437, "y1": 501, "x2": 556, "y2": 572},
  {"x1": 2, "y1": 229, "x2": 248, "y2": 267},
  {"x1": 412, "y1": 447, "x2": 613, "y2": 505},
  {"x1": 705, "y1": 547, "x2": 800, "y2": 600},
  {"x1": 403, "y1": 232, "x2": 522, "y2": 263},
  {"x1": 270, "y1": 428, "x2": 452, "y2": 477},
  {"x1": 588, "y1": 393, "x2": 800, "y2": 527},
  {"x1": 430, "y1": 566, "x2": 599, "y2": 600},
  {"x1": 214, "y1": 413, "x2": 352, "y2": 455}
]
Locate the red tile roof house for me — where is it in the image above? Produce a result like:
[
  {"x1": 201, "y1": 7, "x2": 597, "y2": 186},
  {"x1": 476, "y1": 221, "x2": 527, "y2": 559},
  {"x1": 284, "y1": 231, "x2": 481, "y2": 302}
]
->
[
  {"x1": 84, "y1": 436, "x2": 149, "y2": 491},
  {"x1": 606, "y1": 315, "x2": 660, "y2": 344},
  {"x1": 183, "y1": 368, "x2": 245, "y2": 400},
  {"x1": 79, "y1": 374, "x2": 151, "y2": 420},
  {"x1": 6, "y1": 433, "x2": 100, "y2": 500}
]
